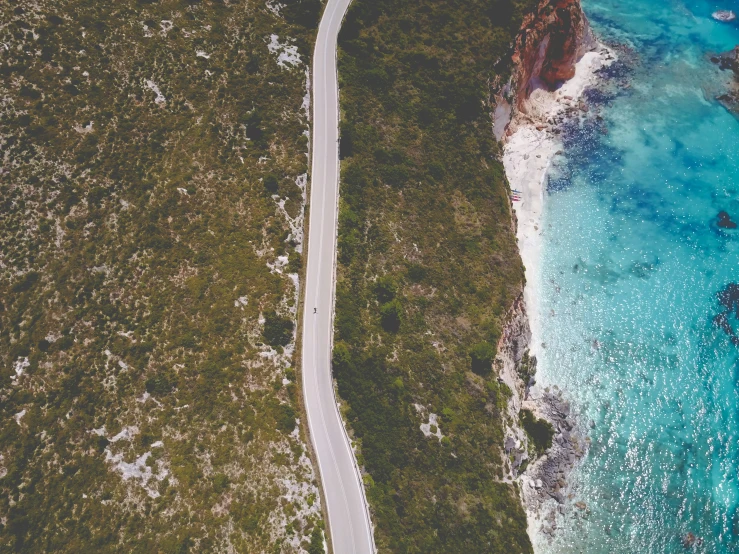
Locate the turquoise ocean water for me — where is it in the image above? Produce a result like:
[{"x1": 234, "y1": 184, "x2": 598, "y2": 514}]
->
[{"x1": 537, "y1": 1, "x2": 739, "y2": 552}]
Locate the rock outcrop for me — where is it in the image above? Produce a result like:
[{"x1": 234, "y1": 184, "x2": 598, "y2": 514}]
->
[
  {"x1": 713, "y1": 10, "x2": 737, "y2": 22},
  {"x1": 512, "y1": 0, "x2": 595, "y2": 108},
  {"x1": 494, "y1": 294, "x2": 532, "y2": 478},
  {"x1": 495, "y1": 296, "x2": 588, "y2": 540},
  {"x1": 711, "y1": 46, "x2": 739, "y2": 113},
  {"x1": 493, "y1": 0, "x2": 595, "y2": 139},
  {"x1": 713, "y1": 46, "x2": 739, "y2": 73},
  {"x1": 519, "y1": 389, "x2": 587, "y2": 539}
]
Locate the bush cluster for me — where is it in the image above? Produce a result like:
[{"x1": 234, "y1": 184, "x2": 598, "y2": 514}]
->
[{"x1": 333, "y1": 0, "x2": 537, "y2": 551}]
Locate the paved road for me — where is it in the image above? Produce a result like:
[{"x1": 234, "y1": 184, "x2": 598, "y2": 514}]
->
[{"x1": 301, "y1": 0, "x2": 375, "y2": 552}]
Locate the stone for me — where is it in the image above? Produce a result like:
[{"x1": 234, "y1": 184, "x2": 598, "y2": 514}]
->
[
  {"x1": 513, "y1": 451, "x2": 524, "y2": 468},
  {"x1": 512, "y1": 0, "x2": 595, "y2": 107},
  {"x1": 713, "y1": 10, "x2": 737, "y2": 22},
  {"x1": 575, "y1": 501, "x2": 587, "y2": 510},
  {"x1": 718, "y1": 283, "x2": 739, "y2": 314},
  {"x1": 712, "y1": 46, "x2": 739, "y2": 75},
  {"x1": 718, "y1": 210, "x2": 738, "y2": 229},
  {"x1": 505, "y1": 436, "x2": 516, "y2": 452}
]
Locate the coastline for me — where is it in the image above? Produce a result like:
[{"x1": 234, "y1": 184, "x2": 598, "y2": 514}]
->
[
  {"x1": 500, "y1": 44, "x2": 616, "y2": 548},
  {"x1": 503, "y1": 45, "x2": 615, "y2": 363}
]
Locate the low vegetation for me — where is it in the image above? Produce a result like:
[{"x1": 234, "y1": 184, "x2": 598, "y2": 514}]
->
[
  {"x1": 334, "y1": 0, "x2": 537, "y2": 551},
  {"x1": 0, "y1": 0, "x2": 324, "y2": 551},
  {"x1": 520, "y1": 409, "x2": 554, "y2": 455}
]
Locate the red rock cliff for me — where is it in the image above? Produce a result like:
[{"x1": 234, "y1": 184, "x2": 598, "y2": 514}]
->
[{"x1": 511, "y1": 0, "x2": 594, "y2": 108}]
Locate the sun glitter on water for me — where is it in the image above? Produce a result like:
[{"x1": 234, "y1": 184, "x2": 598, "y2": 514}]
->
[{"x1": 533, "y1": 0, "x2": 739, "y2": 552}]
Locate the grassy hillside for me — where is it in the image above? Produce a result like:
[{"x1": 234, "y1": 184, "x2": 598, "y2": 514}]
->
[
  {"x1": 0, "y1": 0, "x2": 324, "y2": 552},
  {"x1": 334, "y1": 0, "x2": 536, "y2": 551}
]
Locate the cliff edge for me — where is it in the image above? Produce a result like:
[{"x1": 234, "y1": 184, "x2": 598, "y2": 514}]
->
[{"x1": 494, "y1": 0, "x2": 596, "y2": 140}]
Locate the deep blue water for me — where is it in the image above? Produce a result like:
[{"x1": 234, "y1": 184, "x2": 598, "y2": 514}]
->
[{"x1": 537, "y1": 1, "x2": 739, "y2": 552}]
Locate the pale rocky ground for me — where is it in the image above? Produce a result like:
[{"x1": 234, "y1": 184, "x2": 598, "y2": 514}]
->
[{"x1": 0, "y1": 0, "x2": 325, "y2": 551}]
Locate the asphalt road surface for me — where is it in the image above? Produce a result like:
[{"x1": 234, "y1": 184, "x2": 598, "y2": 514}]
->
[{"x1": 301, "y1": 0, "x2": 375, "y2": 552}]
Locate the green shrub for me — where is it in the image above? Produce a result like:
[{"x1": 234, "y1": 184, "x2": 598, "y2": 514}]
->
[
  {"x1": 264, "y1": 174, "x2": 279, "y2": 194},
  {"x1": 332, "y1": 341, "x2": 351, "y2": 369},
  {"x1": 340, "y1": 122, "x2": 355, "y2": 159},
  {"x1": 281, "y1": 0, "x2": 322, "y2": 29},
  {"x1": 520, "y1": 409, "x2": 554, "y2": 454},
  {"x1": 379, "y1": 299, "x2": 402, "y2": 332},
  {"x1": 287, "y1": 252, "x2": 302, "y2": 273},
  {"x1": 374, "y1": 274, "x2": 397, "y2": 302},
  {"x1": 145, "y1": 373, "x2": 174, "y2": 396},
  {"x1": 307, "y1": 526, "x2": 324, "y2": 554},
  {"x1": 275, "y1": 404, "x2": 296, "y2": 433},
  {"x1": 470, "y1": 341, "x2": 495, "y2": 375},
  {"x1": 11, "y1": 271, "x2": 39, "y2": 293},
  {"x1": 212, "y1": 473, "x2": 230, "y2": 494},
  {"x1": 263, "y1": 311, "x2": 294, "y2": 347},
  {"x1": 406, "y1": 263, "x2": 427, "y2": 283}
]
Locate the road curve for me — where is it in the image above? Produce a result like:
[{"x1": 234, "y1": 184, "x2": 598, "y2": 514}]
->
[{"x1": 301, "y1": 0, "x2": 375, "y2": 552}]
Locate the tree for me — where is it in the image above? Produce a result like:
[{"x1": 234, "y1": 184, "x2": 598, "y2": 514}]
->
[
  {"x1": 145, "y1": 372, "x2": 174, "y2": 396},
  {"x1": 332, "y1": 341, "x2": 351, "y2": 369},
  {"x1": 263, "y1": 311, "x2": 294, "y2": 347},
  {"x1": 375, "y1": 274, "x2": 397, "y2": 302},
  {"x1": 275, "y1": 404, "x2": 296, "y2": 433},
  {"x1": 263, "y1": 174, "x2": 279, "y2": 194},
  {"x1": 282, "y1": 0, "x2": 322, "y2": 29},
  {"x1": 340, "y1": 122, "x2": 354, "y2": 159},
  {"x1": 469, "y1": 341, "x2": 494, "y2": 375},
  {"x1": 307, "y1": 526, "x2": 324, "y2": 554},
  {"x1": 520, "y1": 409, "x2": 554, "y2": 454},
  {"x1": 379, "y1": 299, "x2": 402, "y2": 332}
]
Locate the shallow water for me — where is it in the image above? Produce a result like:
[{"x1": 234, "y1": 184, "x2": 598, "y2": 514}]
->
[{"x1": 537, "y1": 1, "x2": 739, "y2": 552}]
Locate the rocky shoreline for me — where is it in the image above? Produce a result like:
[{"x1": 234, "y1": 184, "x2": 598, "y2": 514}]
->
[
  {"x1": 520, "y1": 388, "x2": 588, "y2": 540},
  {"x1": 492, "y1": 0, "x2": 609, "y2": 547},
  {"x1": 494, "y1": 1, "x2": 739, "y2": 550},
  {"x1": 495, "y1": 296, "x2": 589, "y2": 545}
]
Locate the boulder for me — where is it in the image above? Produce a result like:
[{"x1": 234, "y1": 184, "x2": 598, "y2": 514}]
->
[
  {"x1": 713, "y1": 10, "x2": 737, "y2": 22},
  {"x1": 718, "y1": 210, "x2": 738, "y2": 229},
  {"x1": 505, "y1": 436, "x2": 517, "y2": 452},
  {"x1": 512, "y1": 0, "x2": 596, "y2": 109},
  {"x1": 715, "y1": 46, "x2": 739, "y2": 73}
]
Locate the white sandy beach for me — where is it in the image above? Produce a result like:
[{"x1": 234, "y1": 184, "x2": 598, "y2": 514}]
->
[{"x1": 503, "y1": 46, "x2": 614, "y2": 362}]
